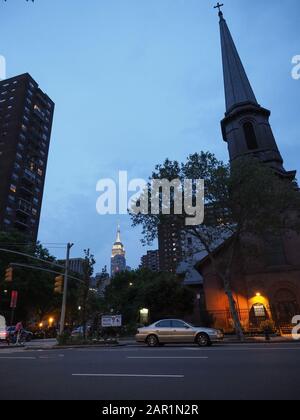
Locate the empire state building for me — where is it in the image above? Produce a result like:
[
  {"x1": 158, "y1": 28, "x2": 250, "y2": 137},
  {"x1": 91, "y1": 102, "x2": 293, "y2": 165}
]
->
[{"x1": 111, "y1": 224, "x2": 126, "y2": 276}]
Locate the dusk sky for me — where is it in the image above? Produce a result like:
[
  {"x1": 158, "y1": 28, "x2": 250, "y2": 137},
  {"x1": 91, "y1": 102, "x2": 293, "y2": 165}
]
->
[{"x1": 1, "y1": 0, "x2": 299, "y2": 273}]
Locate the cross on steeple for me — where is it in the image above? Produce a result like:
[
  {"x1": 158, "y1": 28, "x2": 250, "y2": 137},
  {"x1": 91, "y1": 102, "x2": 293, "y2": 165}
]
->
[{"x1": 214, "y1": 2, "x2": 224, "y2": 16}]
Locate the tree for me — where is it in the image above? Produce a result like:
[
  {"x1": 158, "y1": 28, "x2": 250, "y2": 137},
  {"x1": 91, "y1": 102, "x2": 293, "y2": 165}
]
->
[
  {"x1": 131, "y1": 152, "x2": 300, "y2": 340},
  {"x1": 104, "y1": 269, "x2": 194, "y2": 324},
  {"x1": 0, "y1": 230, "x2": 61, "y2": 324}
]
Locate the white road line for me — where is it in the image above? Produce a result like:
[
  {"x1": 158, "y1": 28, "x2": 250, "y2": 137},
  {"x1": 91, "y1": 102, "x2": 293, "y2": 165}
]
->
[
  {"x1": 72, "y1": 374, "x2": 184, "y2": 378},
  {"x1": 0, "y1": 356, "x2": 36, "y2": 360},
  {"x1": 127, "y1": 356, "x2": 208, "y2": 359}
]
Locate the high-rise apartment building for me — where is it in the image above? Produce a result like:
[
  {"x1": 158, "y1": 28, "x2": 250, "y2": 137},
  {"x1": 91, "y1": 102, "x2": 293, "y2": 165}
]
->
[
  {"x1": 0, "y1": 73, "x2": 54, "y2": 241},
  {"x1": 140, "y1": 250, "x2": 160, "y2": 272},
  {"x1": 157, "y1": 218, "x2": 185, "y2": 273}
]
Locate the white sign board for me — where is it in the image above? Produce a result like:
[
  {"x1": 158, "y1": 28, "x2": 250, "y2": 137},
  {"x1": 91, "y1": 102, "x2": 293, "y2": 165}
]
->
[{"x1": 101, "y1": 315, "x2": 122, "y2": 328}]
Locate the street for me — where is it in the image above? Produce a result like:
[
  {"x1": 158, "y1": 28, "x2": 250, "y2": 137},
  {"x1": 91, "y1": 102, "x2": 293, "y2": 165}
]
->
[{"x1": 0, "y1": 342, "x2": 300, "y2": 400}]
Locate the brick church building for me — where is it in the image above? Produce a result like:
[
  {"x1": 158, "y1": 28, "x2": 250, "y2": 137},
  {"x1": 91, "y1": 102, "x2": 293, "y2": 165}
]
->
[{"x1": 192, "y1": 7, "x2": 300, "y2": 333}]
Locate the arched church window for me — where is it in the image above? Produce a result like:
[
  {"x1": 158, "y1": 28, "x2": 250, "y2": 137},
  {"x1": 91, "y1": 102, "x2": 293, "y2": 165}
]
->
[{"x1": 243, "y1": 122, "x2": 258, "y2": 150}]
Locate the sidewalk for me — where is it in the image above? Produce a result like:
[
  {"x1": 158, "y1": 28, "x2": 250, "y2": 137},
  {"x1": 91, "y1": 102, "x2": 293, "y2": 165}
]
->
[{"x1": 1, "y1": 335, "x2": 298, "y2": 350}]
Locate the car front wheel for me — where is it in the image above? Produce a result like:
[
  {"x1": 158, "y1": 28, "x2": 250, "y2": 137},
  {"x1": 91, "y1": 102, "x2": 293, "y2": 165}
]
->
[
  {"x1": 146, "y1": 335, "x2": 159, "y2": 347},
  {"x1": 196, "y1": 333, "x2": 211, "y2": 347}
]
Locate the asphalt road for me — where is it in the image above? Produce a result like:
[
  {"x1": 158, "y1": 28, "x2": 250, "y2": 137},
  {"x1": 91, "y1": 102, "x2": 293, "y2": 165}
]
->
[{"x1": 0, "y1": 342, "x2": 300, "y2": 400}]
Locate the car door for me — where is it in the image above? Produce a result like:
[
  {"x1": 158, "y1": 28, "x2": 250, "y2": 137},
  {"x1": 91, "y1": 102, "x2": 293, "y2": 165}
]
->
[
  {"x1": 154, "y1": 320, "x2": 172, "y2": 343},
  {"x1": 171, "y1": 320, "x2": 195, "y2": 343}
]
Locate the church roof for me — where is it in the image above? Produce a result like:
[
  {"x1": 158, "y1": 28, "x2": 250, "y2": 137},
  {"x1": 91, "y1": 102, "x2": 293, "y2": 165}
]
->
[{"x1": 218, "y1": 10, "x2": 258, "y2": 113}]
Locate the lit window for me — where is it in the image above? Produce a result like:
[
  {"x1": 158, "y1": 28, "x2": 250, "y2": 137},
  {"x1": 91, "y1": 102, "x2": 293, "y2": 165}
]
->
[
  {"x1": 37, "y1": 169, "x2": 43, "y2": 177},
  {"x1": 10, "y1": 184, "x2": 17, "y2": 193},
  {"x1": 253, "y1": 304, "x2": 266, "y2": 318}
]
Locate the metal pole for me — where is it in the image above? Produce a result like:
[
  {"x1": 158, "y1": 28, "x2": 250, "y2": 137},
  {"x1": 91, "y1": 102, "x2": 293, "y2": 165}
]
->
[
  {"x1": 59, "y1": 243, "x2": 74, "y2": 335},
  {"x1": 10, "y1": 308, "x2": 15, "y2": 326}
]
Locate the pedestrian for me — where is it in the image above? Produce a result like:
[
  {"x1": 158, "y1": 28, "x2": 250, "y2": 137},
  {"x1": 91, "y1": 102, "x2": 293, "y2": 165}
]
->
[{"x1": 15, "y1": 321, "x2": 23, "y2": 345}]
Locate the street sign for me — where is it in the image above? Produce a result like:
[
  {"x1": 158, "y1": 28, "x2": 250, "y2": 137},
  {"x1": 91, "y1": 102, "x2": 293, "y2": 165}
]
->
[
  {"x1": 101, "y1": 315, "x2": 122, "y2": 328},
  {"x1": 10, "y1": 291, "x2": 18, "y2": 309}
]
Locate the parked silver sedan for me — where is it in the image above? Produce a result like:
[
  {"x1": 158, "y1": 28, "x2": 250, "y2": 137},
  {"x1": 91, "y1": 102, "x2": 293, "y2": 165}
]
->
[{"x1": 136, "y1": 319, "x2": 224, "y2": 347}]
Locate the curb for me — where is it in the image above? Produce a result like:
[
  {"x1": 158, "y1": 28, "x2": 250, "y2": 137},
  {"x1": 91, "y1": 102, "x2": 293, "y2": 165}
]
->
[
  {"x1": 23, "y1": 343, "x2": 125, "y2": 351},
  {"x1": 0, "y1": 345, "x2": 25, "y2": 350}
]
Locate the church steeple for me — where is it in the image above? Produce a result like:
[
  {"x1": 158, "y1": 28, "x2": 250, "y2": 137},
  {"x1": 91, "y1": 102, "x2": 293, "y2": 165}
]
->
[
  {"x1": 215, "y1": 4, "x2": 296, "y2": 181},
  {"x1": 218, "y1": 9, "x2": 258, "y2": 112}
]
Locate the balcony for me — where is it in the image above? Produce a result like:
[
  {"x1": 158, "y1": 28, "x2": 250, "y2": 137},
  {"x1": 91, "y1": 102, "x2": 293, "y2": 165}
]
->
[
  {"x1": 33, "y1": 106, "x2": 46, "y2": 122},
  {"x1": 15, "y1": 219, "x2": 29, "y2": 231},
  {"x1": 17, "y1": 198, "x2": 32, "y2": 216},
  {"x1": 20, "y1": 185, "x2": 34, "y2": 196},
  {"x1": 22, "y1": 169, "x2": 36, "y2": 184}
]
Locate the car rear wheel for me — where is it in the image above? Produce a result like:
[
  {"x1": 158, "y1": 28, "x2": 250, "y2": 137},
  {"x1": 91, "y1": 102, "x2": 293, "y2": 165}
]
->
[
  {"x1": 146, "y1": 335, "x2": 159, "y2": 347},
  {"x1": 196, "y1": 333, "x2": 211, "y2": 347}
]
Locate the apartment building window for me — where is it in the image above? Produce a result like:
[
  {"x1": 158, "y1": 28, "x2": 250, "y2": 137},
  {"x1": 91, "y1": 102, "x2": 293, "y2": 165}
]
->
[
  {"x1": 12, "y1": 173, "x2": 19, "y2": 181},
  {"x1": 4, "y1": 219, "x2": 11, "y2": 225},
  {"x1": 37, "y1": 169, "x2": 43, "y2": 177},
  {"x1": 32, "y1": 208, "x2": 37, "y2": 216},
  {"x1": 6, "y1": 207, "x2": 13, "y2": 215},
  {"x1": 10, "y1": 184, "x2": 17, "y2": 193},
  {"x1": 8, "y1": 195, "x2": 15, "y2": 202}
]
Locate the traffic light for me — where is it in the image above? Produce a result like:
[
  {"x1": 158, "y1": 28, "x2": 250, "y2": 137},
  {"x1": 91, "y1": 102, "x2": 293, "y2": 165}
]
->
[
  {"x1": 54, "y1": 275, "x2": 64, "y2": 294},
  {"x1": 4, "y1": 267, "x2": 13, "y2": 283}
]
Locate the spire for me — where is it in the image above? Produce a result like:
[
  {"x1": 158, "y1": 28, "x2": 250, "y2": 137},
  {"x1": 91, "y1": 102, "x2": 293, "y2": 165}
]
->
[
  {"x1": 216, "y1": 4, "x2": 258, "y2": 112},
  {"x1": 115, "y1": 223, "x2": 121, "y2": 244}
]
